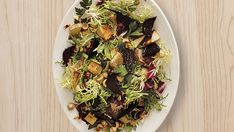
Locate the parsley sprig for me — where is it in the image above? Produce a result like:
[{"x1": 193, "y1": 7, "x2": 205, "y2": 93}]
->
[{"x1": 75, "y1": 0, "x2": 92, "y2": 16}]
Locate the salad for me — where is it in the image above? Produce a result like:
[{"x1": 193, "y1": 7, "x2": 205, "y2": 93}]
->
[{"x1": 60, "y1": 0, "x2": 171, "y2": 131}]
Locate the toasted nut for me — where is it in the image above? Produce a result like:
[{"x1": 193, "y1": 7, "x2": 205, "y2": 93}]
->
[
  {"x1": 97, "y1": 124, "x2": 103, "y2": 129},
  {"x1": 79, "y1": 47, "x2": 84, "y2": 52},
  {"x1": 110, "y1": 127, "x2": 117, "y2": 132},
  {"x1": 103, "y1": 79, "x2": 107, "y2": 87},
  {"x1": 135, "y1": 48, "x2": 145, "y2": 63},
  {"x1": 82, "y1": 23, "x2": 89, "y2": 30},
  {"x1": 101, "y1": 121, "x2": 108, "y2": 126},
  {"x1": 69, "y1": 23, "x2": 82, "y2": 36},
  {"x1": 119, "y1": 116, "x2": 129, "y2": 124},
  {"x1": 86, "y1": 41, "x2": 92, "y2": 48},
  {"x1": 97, "y1": 25, "x2": 113, "y2": 40},
  {"x1": 123, "y1": 38, "x2": 130, "y2": 43},
  {"x1": 125, "y1": 42, "x2": 132, "y2": 49},
  {"x1": 116, "y1": 76, "x2": 124, "y2": 82},
  {"x1": 130, "y1": 120, "x2": 138, "y2": 126},
  {"x1": 102, "y1": 72, "x2": 108, "y2": 78},
  {"x1": 73, "y1": 115, "x2": 80, "y2": 120},
  {"x1": 88, "y1": 61, "x2": 103, "y2": 75},
  {"x1": 96, "y1": 74, "x2": 105, "y2": 83},
  {"x1": 67, "y1": 102, "x2": 76, "y2": 110},
  {"x1": 115, "y1": 122, "x2": 119, "y2": 128},
  {"x1": 74, "y1": 47, "x2": 79, "y2": 52}
]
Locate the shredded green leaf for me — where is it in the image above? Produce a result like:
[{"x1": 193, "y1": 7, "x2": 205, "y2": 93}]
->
[{"x1": 74, "y1": 79, "x2": 111, "y2": 104}]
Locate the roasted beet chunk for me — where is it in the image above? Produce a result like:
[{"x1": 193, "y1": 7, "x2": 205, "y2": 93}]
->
[
  {"x1": 62, "y1": 46, "x2": 76, "y2": 66},
  {"x1": 116, "y1": 12, "x2": 133, "y2": 35},
  {"x1": 144, "y1": 79, "x2": 154, "y2": 90},
  {"x1": 118, "y1": 45, "x2": 135, "y2": 72},
  {"x1": 142, "y1": 17, "x2": 157, "y2": 37},
  {"x1": 106, "y1": 97, "x2": 124, "y2": 119},
  {"x1": 106, "y1": 74, "x2": 122, "y2": 94},
  {"x1": 157, "y1": 81, "x2": 166, "y2": 94},
  {"x1": 143, "y1": 43, "x2": 160, "y2": 57},
  {"x1": 92, "y1": 111, "x2": 116, "y2": 126},
  {"x1": 117, "y1": 102, "x2": 138, "y2": 118},
  {"x1": 86, "y1": 38, "x2": 99, "y2": 58}
]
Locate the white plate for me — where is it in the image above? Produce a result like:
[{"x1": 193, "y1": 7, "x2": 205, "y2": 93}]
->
[{"x1": 53, "y1": 0, "x2": 180, "y2": 131}]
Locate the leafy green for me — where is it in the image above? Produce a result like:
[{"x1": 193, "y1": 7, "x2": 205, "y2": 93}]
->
[
  {"x1": 74, "y1": 80, "x2": 111, "y2": 104},
  {"x1": 75, "y1": 0, "x2": 92, "y2": 16},
  {"x1": 131, "y1": 5, "x2": 154, "y2": 23},
  {"x1": 113, "y1": 65, "x2": 128, "y2": 76},
  {"x1": 104, "y1": 0, "x2": 138, "y2": 15},
  {"x1": 61, "y1": 59, "x2": 79, "y2": 91},
  {"x1": 81, "y1": 5, "x2": 113, "y2": 25},
  {"x1": 78, "y1": 62, "x2": 88, "y2": 85},
  {"x1": 125, "y1": 89, "x2": 148, "y2": 104},
  {"x1": 94, "y1": 41, "x2": 116, "y2": 60},
  {"x1": 144, "y1": 91, "x2": 167, "y2": 111},
  {"x1": 130, "y1": 28, "x2": 143, "y2": 36},
  {"x1": 80, "y1": 0, "x2": 92, "y2": 9},
  {"x1": 103, "y1": 0, "x2": 153, "y2": 23}
]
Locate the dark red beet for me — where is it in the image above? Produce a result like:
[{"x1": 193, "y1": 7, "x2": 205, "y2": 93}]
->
[
  {"x1": 157, "y1": 81, "x2": 166, "y2": 94},
  {"x1": 118, "y1": 45, "x2": 135, "y2": 72},
  {"x1": 143, "y1": 43, "x2": 160, "y2": 57},
  {"x1": 106, "y1": 97, "x2": 123, "y2": 119},
  {"x1": 86, "y1": 38, "x2": 99, "y2": 58},
  {"x1": 92, "y1": 111, "x2": 116, "y2": 126},
  {"x1": 116, "y1": 23, "x2": 125, "y2": 35},
  {"x1": 117, "y1": 103, "x2": 138, "y2": 119},
  {"x1": 147, "y1": 65, "x2": 156, "y2": 78},
  {"x1": 142, "y1": 17, "x2": 157, "y2": 37},
  {"x1": 144, "y1": 79, "x2": 154, "y2": 90},
  {"x1": 106, "y1": 74, "x2": 122, "y2": 94},
  {"x1": 62, "y1": 46, "x2": 76, "y2": 66},
  {"x1": 115, "y1": 12, "x2": 133, "y2": 35}
]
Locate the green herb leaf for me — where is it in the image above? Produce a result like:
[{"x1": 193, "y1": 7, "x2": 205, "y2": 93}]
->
[
  {"x1": 75, "y1": 7, "x2": 85, "y2": 16},
  {"x1": 75, "y1": 0, "x2": 92, "y2": 16},
  {"x1": 80, "y1": 0, "x2": 92, "y2": 9}
]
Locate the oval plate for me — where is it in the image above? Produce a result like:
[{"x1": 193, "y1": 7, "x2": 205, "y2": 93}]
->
[{"x1": 53, "y1": 0, "x2": 180, "y2": 131}]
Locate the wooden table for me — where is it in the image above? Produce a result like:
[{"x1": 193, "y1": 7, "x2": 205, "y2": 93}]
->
[{"x1": 0, "y1": 0, "x2": 234, "y2": 132}]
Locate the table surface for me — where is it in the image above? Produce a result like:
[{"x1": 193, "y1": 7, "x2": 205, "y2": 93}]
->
[{"x1": 1, "y1": 0, "x2": 234, "y2": 132}]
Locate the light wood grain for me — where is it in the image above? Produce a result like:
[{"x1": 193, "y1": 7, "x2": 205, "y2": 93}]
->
[{"x1": 0, "y1": 0, "x2": 233, "y2": 132}]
